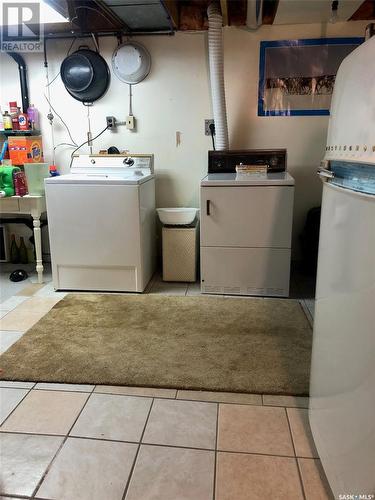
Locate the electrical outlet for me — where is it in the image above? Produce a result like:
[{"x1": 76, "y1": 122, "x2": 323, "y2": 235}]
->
[
  {"x1": 106, "y1": 116, "x2": 116, "y2": 129},
  {"x1": 126, "y1": 115, "x2": 135, "y2": 130},
  {"x1": 205, "y1": 119, "x2": 215, "y2": 136}
]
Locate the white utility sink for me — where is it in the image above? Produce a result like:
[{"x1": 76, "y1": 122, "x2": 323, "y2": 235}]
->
[{"x1": 157, "y1": 207, "x2": 198, "y2": 225}]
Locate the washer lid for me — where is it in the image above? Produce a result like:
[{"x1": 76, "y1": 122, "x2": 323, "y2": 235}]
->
[
  {"x1": 201, "y1": 172, "x2": 295, "y2": 186},
  {"x1": 112, "y1": 42, "x2": 151, "y2": 84},
  {"x1": 45, "y1": 172, "x2": 154, "y2": 185}
]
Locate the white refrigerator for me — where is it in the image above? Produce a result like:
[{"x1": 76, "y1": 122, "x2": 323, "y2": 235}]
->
[{"x1": 309, "y1": 36, "x2": 375, "y2": 497}]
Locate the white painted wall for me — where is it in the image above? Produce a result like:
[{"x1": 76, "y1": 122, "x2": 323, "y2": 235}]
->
[{"x1": 0, "y1": 20, "x2": 368, "y2": 256}]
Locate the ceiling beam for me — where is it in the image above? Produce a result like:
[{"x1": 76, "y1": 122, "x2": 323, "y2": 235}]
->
[
  {"x1": 66, "y1": 0, "x2": 127, "y2": 33},
  {"x1": 350, "y1": 0, "x2": 375, "y2": 20},
  {"x1": 220, "y1": 0, "x2": 229, "y2": 25},
  {"x1": 163, "y1": 0, "x2": 179, "y2": 29},
  {"x1": 179, "y1": 1, "x2": 209, "y2": 31},
  {"x1": 262, "y1": 0, "x2": 279, "y2": 25},
  {"x1": 227, "y1": 0, "x2": 247, "y2": 25}
]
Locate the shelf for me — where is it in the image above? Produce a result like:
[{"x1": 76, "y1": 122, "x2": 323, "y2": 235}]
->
[{"x1": 1, "y1": 130, "x2": 41, "y2": 137}]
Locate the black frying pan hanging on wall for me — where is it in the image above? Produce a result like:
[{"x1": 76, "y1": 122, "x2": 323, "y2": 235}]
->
[{"x1": 60, "y1": 48, "x2": 110, "y2": 104}]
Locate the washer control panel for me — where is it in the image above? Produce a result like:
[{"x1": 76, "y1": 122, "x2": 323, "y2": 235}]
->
[{"x1": 70, "y1": 154, "x2": 154, "y2": 174}]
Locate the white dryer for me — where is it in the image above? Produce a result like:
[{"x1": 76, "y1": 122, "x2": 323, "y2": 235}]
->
[
  {"x1": 45, "y1": 154, "x2": 155, "y2": 292},
  {"x1": 200, "y1": 150, "x2": 294, "y2": 297}
]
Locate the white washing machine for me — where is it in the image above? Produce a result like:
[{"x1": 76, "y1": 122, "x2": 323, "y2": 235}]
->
[
  {"x1": 200, "y1": 150, "x2": 294, "y2": 296},
  {"x1": 45, "y1": 154, "x2": 155, "y2": 292}
]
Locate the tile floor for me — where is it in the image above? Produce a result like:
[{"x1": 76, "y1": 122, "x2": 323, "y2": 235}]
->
[
  {"x1": 0, "y1": 384, "x2": 333, "y2": 500},
  {"x1": 0, "y1": 270, "x2": 330, "y2": 500}
]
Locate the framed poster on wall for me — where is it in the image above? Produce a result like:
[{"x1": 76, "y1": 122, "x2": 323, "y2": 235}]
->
[{"x1": 258, "y1": 37, "x2": 363, "y2": 116}]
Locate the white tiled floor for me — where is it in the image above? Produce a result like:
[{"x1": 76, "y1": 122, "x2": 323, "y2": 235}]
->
[
  {"x1": 0, "y1": 432, "x2": 64, "y2": 497},
  {"x1": 0, "y1": 385, "x2": 333, "y2": 499},
  {"x1": 0, "y1": 271, "x2": 327, "y2": 500},
  {"x1": 70, "y1": 393, "x2": 152, "y2": 442},
  {"x1": 0, "y1": 387, "x2": 29, "y2": 424},
  {"x1": 126, "y1": 445, "x2": 215, "y2": 500},
  {"x1": 1, "y1": 389, "x2": 90, "y2": 435},
  {"x1": 37, "y1": 438, "x2": 138, "y2": 500},
  {"x1": 0, "y1": 264, "x2": 52, "y2": 302},
  {"x1": 0, "y1": 330, "x2": 23, "y2": 354},
  {"x1": 143, "y1": 398, "x2": 217, "y2": 449}
]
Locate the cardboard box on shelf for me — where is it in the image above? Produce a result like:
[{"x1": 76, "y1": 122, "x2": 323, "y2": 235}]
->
[{"x1": 8, "y1": 136, "x2": 44, "y2": 165}]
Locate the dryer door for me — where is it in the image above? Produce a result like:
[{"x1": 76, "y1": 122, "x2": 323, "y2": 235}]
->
[{"x1": 200, "y1": 185, "x2": 294, "y2": 248}]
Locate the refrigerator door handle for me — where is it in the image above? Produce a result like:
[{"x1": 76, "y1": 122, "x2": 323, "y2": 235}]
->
[
  {"x1": 206, "y1": 199, "x2": 211, "y2": 216},
  {"x1": 317, "y1": 167, "x2": 335, "y2": 181}
]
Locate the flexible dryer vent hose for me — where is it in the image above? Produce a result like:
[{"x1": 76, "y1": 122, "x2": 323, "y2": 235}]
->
[{"x1": 207, "y1": 3, "x2": 229, "y2": 150}]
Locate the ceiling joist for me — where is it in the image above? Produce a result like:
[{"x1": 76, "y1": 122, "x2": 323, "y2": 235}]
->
[
  {"x1": 350, "y1": 0, "x2": 375, "y2": 20},
  {"x1": 4, "y1": 0, "x2": 375, "y2": 39}
]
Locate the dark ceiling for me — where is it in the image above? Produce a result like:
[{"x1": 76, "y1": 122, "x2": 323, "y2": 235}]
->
[{"x1": 4, "y1": 0, "x2": 375, "y2": 39}]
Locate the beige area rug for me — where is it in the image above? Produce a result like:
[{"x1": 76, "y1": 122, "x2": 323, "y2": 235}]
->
[{"x1": 0, "y1": 294, "x2": 312, "y2": 395}]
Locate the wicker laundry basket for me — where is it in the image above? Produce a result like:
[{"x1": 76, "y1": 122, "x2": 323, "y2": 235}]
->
[{"x1": 162, "y1": 223, "x2": 199, "y2": 282}]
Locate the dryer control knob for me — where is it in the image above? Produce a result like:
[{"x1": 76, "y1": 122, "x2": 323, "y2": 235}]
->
[{"x1": 269, "y1": 156, "x2": 278, "y2": 167}]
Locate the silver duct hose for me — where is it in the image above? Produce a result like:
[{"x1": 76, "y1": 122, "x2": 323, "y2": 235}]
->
[
  {"x1": 246, "y1": 0, "x2": 263, "y2": 30},
  {"x1": 207, "y1": 3, "x2": 229, "y2": 150}
]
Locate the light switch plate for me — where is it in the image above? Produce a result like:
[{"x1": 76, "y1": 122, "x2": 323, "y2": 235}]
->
[{"x1": 126, "y1": 115, "x2": 135, "y2": 130}]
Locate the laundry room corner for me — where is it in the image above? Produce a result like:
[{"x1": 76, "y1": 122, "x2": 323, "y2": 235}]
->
[
  {"x1": 0, "y1": 2, "x2": 374, "y2": 499},
  {"x1": 0, "y1": 20, "x2": 370, "y2": 259}
]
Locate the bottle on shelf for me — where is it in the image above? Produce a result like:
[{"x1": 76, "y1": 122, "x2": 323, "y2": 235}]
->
[
  {"x1": 12, "y1": 112, "x2": 20, "y2": 131},
  {"x1": 0, "y1": 166, "x2": 20, "y2": 196},
  {"x1": 9, "y1": 102, "x2": 19, "y2": 131},
  {"x1": 9, "y1": 101, "x2": 18, "y2": 115},
  {"x1": 19, "y1": 236, "x2": 28, "y2": 264},
  {"x1": 3, "y1": 111, "x2": 12, "y2": 130},
  {"x1": 27, "y1": 104, "x2": 39, "y2": 130},
  {"x1": 18, "y1": 110, "x2": 29, "y2": 131},
  {"x1": 13, "y1": 170, "x2": 28, "y2": 196},
  {"x1": 0, "y1": 107, "x2": 4, "y2": 131},
  {"x1": 49, "y1": 165, "x2": 60, "y2": 177},
  {"x1": 10, "y1": 234, "x2": 20, "y2": 264},
  {"x1": 27, "y1": 245, "x2": 34, "y2": 263}
]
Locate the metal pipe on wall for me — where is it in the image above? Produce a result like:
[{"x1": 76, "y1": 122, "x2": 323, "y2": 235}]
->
[
  {"x1": 7, "y1": 52, "x2": 30, "y2": 113},
  {"x1": 207, "y1": 3, "x2": 229, "y2": 151}
]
